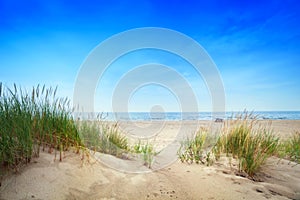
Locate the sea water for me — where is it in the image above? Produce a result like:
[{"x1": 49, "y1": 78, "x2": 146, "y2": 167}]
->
[{"x1": 75, "y1": 111, "x2": 300, "y2": 121}]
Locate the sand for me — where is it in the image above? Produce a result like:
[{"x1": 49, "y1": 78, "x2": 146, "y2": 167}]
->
[{"x1": 1, "y1": 120, "x2": 300, "y2": 200}]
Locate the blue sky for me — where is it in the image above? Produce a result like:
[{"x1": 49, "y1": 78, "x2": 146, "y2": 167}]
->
[{"x1": 1, "y1": 0, "x2": 300, "y2": 112}]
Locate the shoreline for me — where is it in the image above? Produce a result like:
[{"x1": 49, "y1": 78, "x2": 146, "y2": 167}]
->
[{"x1": 75, "y1": 111, "x2": 300, "y2": 121}]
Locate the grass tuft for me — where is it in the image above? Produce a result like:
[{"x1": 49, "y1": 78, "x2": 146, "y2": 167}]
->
[
  {"x1": 279, "y1": 131, "x2": 300, "y2": 164},
  {"x1": 213, "y1": 115, "x2": 279, "y2": 176},
  {"x1": 77, "y1": 119, "x2": 158, "y2": 168},
  {"x1": 178, "y1": 112, "x2": 281, "y2": 178},
  {"x1": 76, "y1": 120, "x2": 129, "y2": 158},
  {"x1": 178, "y1": 128, "x2": 208, "y2": 164},
  {"x1": 133, "y1": 140, "x2": 157, "y2": 168},
  {"x1": 0, "y1": 82, "x2": 161, "y2": 186},
  {"x1": 0, "y1": 83, "x2": 82, "y2": 180}
]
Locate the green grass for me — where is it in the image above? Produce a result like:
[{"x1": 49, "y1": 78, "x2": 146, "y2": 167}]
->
[
  {"x1": 0, "y1": 82, "x2": 162, "y2": 187},
  {"x1": 279, "y1": 131, "x2": 300, "y2": 164},
  {"x1": 77, "y1": 120, "x2": 129, "y2": 158},
  {"x1": 0, "y1": 83, "x2": 82, "y2": 177},
  {"x1": 133, "y1": 140, "x2": 157, "y2": 168},
  {"x1": 0, "y1": 83, "x2": 155, "y2": 179},
  {"x1": 178, "y1": 113, "x2": 282, "y2": 178},
  {"x1": 76, "y1": 118, "x2": 161, "y2": 167},
  {"x1": 3, "y1": 85, "x2": 298, "y2": 181},
  {"x1": 213, "y1": 116, "x2": 279, "y2": 177},
  {"x1": 2, "y1": 88, "x2": 297, "y2": 181},
  {"x1": 77, "y1": 119, "x2": 159, "y2": 167},
  {"x1": 178, "y1": 128, "x2": 208, "y2": 164}
]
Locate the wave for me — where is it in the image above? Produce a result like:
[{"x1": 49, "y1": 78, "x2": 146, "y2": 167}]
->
[{"x1": 74, "y1": 111, "x2": 300, "y2": 121}]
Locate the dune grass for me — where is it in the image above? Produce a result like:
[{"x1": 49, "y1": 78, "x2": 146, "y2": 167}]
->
[
  {"x1": 178, "y1": 113, "x2": 282, "y2": 178},
  {"x1": 0, "y1": 83, "x2": 158, "y2": 183},
  {"x1": 133, "y1": 140, "x2": 157, "y2": 168},
  {"x1": 77, "y1": 120, "x2": 129, "y2": 158},
  {"x1": 77, "y1": 119, "x2": 158, "y2": 168},
  {"x1": 5, "y1": 83, "x2": 297, "y2": 180},
  {"x1": 279, "y1": 131, "x2": 300, "y2": 164},
  {"x1": 0, "y1": 83, "x2": 82, "y2": 177},
  {"x1": 213, "y1": 115, "x2": 279, "y2": 177},
  {"x1": 178, "y1": 128, "x2": 208, "y2": 164}
]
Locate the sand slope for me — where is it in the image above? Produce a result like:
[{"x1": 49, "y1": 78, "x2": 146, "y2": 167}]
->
[
  {"x1": 1, "y1": 120, "x2": 300, "y2": 200},
  {"x1": 1, "y1": 151, "x2": 299, "y2": 200}
]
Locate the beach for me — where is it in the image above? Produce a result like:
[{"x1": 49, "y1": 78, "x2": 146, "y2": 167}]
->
[
  {"x1": 2, "y1": 0, "x2": 300, "y2": 199},
  {"x1": 1, "y1": 120, "x2": 300, "y2": 200}
]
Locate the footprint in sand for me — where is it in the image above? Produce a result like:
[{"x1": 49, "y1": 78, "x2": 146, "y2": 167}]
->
[{"x1": 146, "y1": 185, "x2": 177, "y2": 199}]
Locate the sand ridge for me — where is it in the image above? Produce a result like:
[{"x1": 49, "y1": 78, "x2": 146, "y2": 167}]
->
[{"x1": 1, "y1": 120, "x2": 300, "y2": 200}]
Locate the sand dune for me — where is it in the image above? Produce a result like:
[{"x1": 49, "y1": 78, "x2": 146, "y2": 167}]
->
[{"x1": 1, "y1": 120, "x2": 300, "y2": 200}]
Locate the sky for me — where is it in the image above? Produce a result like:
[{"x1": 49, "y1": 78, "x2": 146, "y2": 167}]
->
[{"x1": 1, "y1": 0, "x2": 300, "y2": 112}]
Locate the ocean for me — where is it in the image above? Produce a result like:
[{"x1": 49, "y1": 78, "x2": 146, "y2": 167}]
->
[{"x1": 75, "y1": 111, "x2": 300, "y2": 121}]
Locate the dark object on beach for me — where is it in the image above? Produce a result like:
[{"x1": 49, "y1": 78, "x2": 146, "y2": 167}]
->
[{"x1": 215, "y1": 118, "x2": 223, "y2": 123}]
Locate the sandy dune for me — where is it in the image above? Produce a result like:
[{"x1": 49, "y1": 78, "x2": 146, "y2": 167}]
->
[{"x1": 1, "y1": 120, "x2": 300, "y2": 200}]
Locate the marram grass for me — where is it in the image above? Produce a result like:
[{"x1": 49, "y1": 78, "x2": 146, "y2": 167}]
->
[
  {"x1": 0, "y1": 83, "x2": 82, "y2": 176},
  {"x1": 178, "y1": 128, "x2": 208, "y2": 164},
  {"x1": 279, "y1": 131, "x2": 300, "y2": 164},
  {"x1": 178, "y1": 113, "x2": 284, "y2": 178},
  {"x1": 213, "y1": 115, "x2": 279, "y2": 177},
  {"x1": 77, "y1": 119, "x2": 158, "y2": 168},
  {"x1": 133, "y1": 140, "x2": 157, "y2": 168},
  {"x1": 0, "y1": 83, "x2": 158, "y2": 183},
  {"x1": 77, "y1": 120, "x2": 129, "y2": 158}
]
